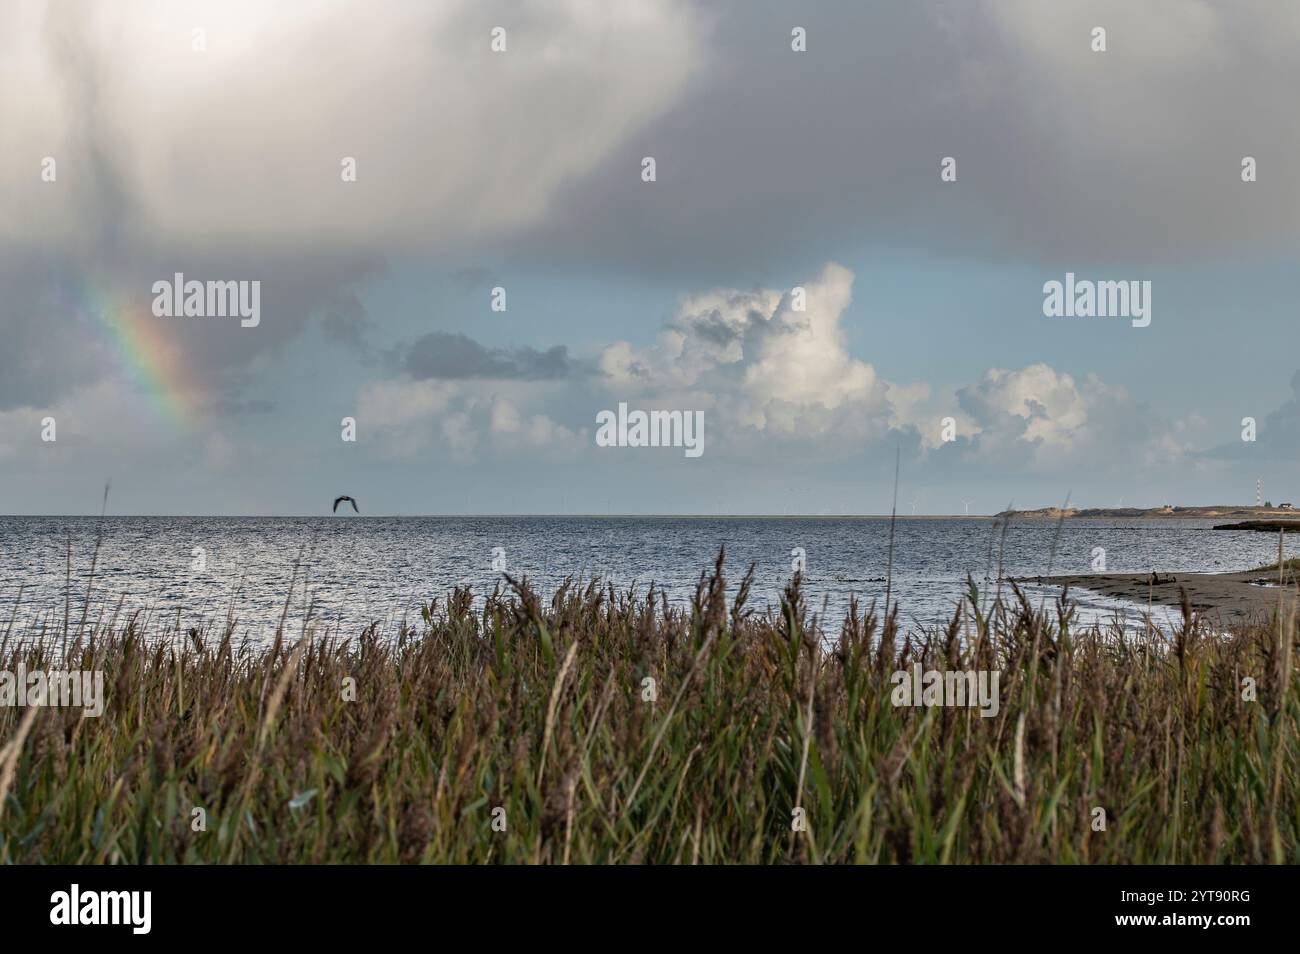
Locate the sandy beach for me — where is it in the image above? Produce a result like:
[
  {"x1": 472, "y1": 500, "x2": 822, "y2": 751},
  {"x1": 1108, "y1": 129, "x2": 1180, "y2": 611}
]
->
[{"x1": 1026, "y1": 568, "x2": 1299, "y2": 623}]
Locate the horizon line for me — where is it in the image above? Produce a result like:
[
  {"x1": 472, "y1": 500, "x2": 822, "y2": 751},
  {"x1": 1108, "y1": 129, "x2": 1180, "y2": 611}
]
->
[{"x1": 0, "y1": 512, "x2": 1000, "y2": 520}]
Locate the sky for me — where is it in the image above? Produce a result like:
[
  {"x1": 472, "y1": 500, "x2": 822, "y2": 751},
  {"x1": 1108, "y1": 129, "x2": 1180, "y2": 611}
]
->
[{"x1": 3, "y1": 0, "x2": 1300, "y2": 516}]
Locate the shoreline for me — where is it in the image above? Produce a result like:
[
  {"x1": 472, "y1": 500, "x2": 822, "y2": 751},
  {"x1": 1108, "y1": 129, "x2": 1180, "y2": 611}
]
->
[{"x1": 1025, "y1": 569, "x2": 1297, "y2": 623}]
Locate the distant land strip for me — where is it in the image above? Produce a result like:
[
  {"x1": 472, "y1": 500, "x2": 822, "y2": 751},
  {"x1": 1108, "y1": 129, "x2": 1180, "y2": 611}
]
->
[{"x1": 999, "y1": 505, "x2": 1300, "y2": 522}]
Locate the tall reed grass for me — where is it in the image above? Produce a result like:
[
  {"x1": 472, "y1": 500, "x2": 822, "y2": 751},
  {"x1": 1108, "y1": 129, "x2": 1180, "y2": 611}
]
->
[{"x1": 1, "y1": 550, "x2": 1295, "y2": 863}]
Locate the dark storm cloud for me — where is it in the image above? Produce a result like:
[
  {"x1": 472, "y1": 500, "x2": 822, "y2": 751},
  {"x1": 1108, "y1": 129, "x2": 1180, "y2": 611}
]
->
[
  {"x1": 41, "y1": 0, "x2": 134, "y2": 250},
  {"x1": 13, "y1": 1, "x2": 1300, "y2": 282},
  {"x1": 511, "y1": 0, "x2": 1300, "y2": 275},
  {"x1": 0, "y1": 0, "x2": 690, "y2": 410},
  {"x1": 680, "y1": 306, "x2": 773, "y2": 348},
  {"x1": 403, "y1": 332, "x2": 579, "y2": 381},
  {"x1": 2, "y1": 1, "x2": 701, "y2": 252}
]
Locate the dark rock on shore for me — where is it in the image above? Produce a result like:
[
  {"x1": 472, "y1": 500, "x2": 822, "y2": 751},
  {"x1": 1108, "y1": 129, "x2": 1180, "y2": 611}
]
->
[{"x1": 1212, "y1": 521, "x2": 1300, "y2": 531}]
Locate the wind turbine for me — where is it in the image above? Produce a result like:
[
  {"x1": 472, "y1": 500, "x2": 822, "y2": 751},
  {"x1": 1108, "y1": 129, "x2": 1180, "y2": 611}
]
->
[{"x1": 961, "y1": 500, "x2": 973, "y2": 516}]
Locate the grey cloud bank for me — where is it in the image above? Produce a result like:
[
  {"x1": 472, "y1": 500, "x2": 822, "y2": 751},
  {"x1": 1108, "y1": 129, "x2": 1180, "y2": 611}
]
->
[{"x1": 0, "y1": 1, "x2": 1293, "y2": 514}]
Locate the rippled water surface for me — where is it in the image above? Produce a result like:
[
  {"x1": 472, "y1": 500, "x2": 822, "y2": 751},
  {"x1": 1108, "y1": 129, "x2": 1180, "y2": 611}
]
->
[{"x1": 1, "y1": 516, "x2": 1293, "y2": 640}]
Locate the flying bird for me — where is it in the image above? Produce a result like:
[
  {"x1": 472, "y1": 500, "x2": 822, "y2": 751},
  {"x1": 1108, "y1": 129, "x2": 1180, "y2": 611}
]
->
[{"x1": 333, "y1": 495, "x2": 359, "y2": 514}]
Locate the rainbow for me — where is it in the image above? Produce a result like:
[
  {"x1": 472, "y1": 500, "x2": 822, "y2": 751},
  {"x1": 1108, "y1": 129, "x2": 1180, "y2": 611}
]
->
[{"x1": 68, "y1": 276, "x2": 203, "y2": 427}]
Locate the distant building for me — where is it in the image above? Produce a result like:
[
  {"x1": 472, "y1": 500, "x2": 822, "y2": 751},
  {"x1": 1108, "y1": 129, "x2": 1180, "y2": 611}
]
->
[{"x1": 1280, "y1": 503, "x2": 1294, "y2": 510}]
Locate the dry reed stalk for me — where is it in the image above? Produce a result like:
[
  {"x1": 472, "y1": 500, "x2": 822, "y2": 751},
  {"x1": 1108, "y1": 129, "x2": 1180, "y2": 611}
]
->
[
  {"x1": 0, "y1": 705, "x2": 41, "y2": 826},
  {"x1": 537, "y1": 640, "x2": 580, "y2": 787}
]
